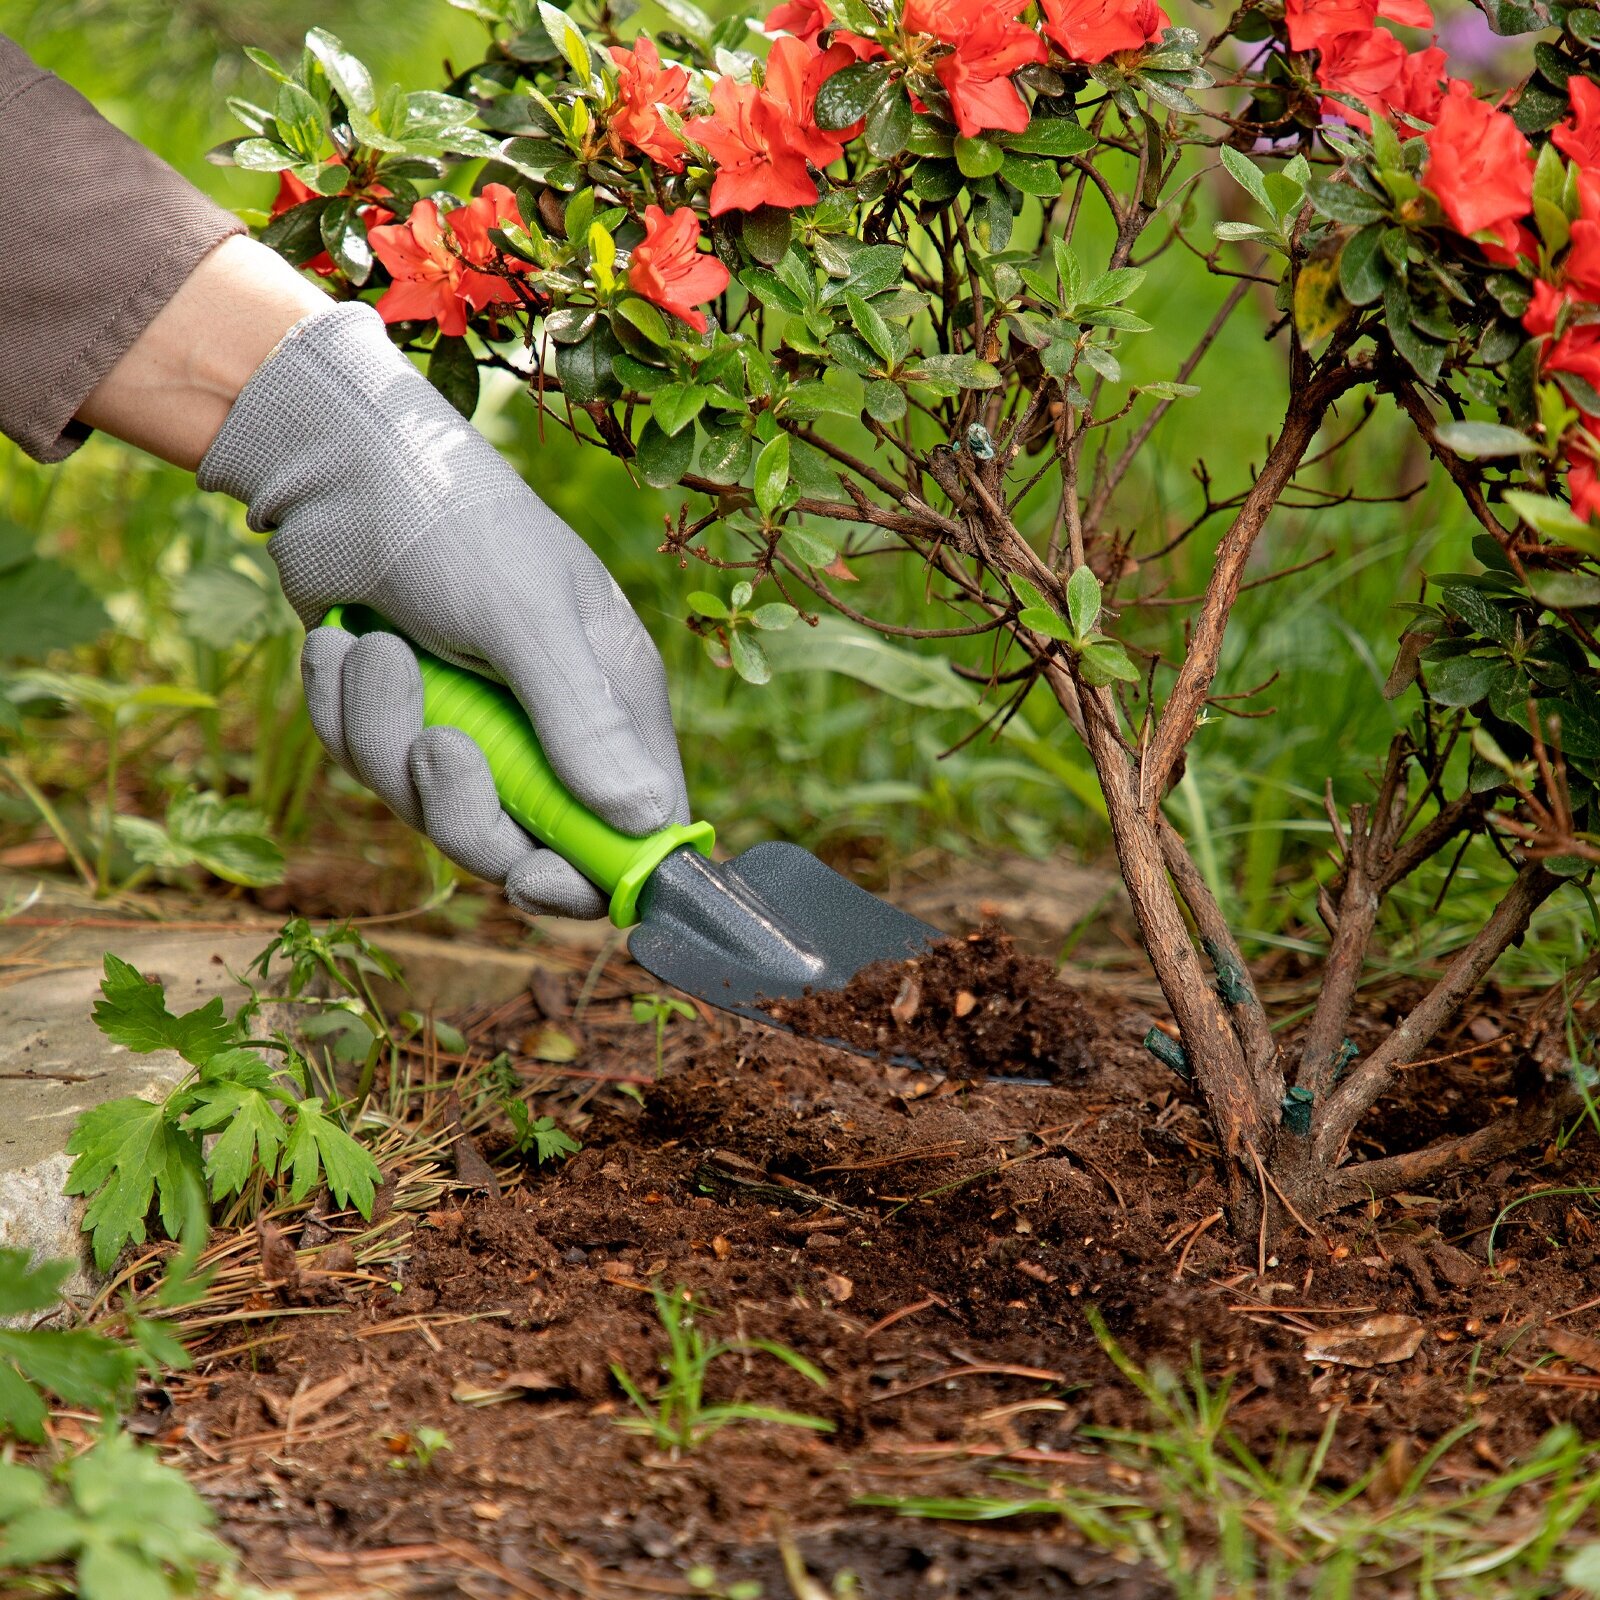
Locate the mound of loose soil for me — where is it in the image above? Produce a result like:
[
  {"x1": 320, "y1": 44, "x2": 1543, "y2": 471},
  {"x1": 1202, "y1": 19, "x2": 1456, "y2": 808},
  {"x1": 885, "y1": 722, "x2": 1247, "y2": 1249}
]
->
[
  {"x1": 165, "y1": 946, "x2": 1600, "y2": 1598},
  {"x1": 766, "y1": 926, "x2": 1095, "y2": 1081}
]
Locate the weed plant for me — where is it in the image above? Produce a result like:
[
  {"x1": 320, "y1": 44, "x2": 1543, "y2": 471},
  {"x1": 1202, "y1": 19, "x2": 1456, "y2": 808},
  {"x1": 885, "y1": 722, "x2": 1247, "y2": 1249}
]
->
[
  {"x1": 612, "y1": 1281, "x2": 834, "y2": 1455},
  {"x1": 863, "y1": 1308, "x2": 1600, "y2": 1600}
]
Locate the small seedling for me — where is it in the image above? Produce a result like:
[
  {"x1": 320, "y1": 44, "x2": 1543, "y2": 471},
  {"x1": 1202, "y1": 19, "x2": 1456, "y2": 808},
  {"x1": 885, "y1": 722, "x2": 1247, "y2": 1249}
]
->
[
  {"x1": 612, "y1": 1281, "x2": 833, "y2": 1455},
  {"x1": 631, "y1": 992, "x2": 697, "y2": 1077},
  {"x1": 386, "y1": 1426, "x2": 452, "y2": 1471},
  {"x1": 504, "y1": 1099, "x2": 581, "y2": 1163},
  {"x1": 686, "y1": 1566, "x2": 764, "y2": 1600}
]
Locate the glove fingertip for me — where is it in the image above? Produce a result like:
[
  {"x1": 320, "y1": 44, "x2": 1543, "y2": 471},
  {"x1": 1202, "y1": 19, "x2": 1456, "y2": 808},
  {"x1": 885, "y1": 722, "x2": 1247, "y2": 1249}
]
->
[{"x1": 504, "y1": 853, "x2": 609, "y2": 921}]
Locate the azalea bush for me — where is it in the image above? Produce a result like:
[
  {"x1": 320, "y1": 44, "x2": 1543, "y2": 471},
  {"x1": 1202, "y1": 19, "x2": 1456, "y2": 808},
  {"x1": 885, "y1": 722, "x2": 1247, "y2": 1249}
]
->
[{"x1": 215, "y1": 0, "x2": 1600, "y2": 1228}]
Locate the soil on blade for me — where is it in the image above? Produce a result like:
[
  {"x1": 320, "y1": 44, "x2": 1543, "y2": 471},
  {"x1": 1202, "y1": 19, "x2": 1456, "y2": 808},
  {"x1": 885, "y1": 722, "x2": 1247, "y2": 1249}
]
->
[
  {"x1": 765, "y1": 926, "x2": 1095, "y2": 1080},
  {"x1": 166, "y1": 943, "x2": 1600, "y2": 1599}
]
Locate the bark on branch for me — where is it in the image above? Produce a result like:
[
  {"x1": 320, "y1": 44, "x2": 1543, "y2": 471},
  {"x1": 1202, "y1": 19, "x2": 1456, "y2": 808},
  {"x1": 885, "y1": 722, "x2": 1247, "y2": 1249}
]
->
[
  {"x1": 1314, "y1": 861, "x2": 1559, "y2": 1166},
  {"x1": 1138, "y1": 366, "x2": 1366, "y2": 812}
]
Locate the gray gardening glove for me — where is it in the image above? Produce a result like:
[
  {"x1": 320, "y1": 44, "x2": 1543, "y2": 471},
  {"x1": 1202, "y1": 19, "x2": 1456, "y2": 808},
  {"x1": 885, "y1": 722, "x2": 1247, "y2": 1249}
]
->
[{"x1": 197, "y1": 301, "x2": 689, "y2": 919}]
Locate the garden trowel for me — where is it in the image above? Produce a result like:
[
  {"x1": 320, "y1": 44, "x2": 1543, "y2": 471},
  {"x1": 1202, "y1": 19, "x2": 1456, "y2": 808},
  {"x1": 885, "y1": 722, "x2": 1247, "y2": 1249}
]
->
[{"x1": 324, "y1": 607, "x2": 941, "y2": 1029}]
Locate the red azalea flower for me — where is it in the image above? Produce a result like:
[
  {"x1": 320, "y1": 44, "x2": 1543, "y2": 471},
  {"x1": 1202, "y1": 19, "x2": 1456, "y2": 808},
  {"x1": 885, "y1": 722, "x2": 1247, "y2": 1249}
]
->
[
  {"x1": 627, "y1": 205, "x2": 732, "y2": 333},
  {"x1": 1422, "y1": 80, "x2": 1533, "y2": 256},
  {"x1": 1565, "y1": 219, "x2": 1600, "y2": 302},
  {"x1": 1285, "y1": 0, "x2": 1376, "y2": 53},
  {"x1": 764, "y1": 0, "x2": 882, "y2": 57},
  {"x1": 609, "y1": 37, "x2": 691, "y2": 171},
  {"x1": 683, "y1": 35, "x2": 847, "y2": 214},
  {"x1": 1524, "y1": 276, "x2": 1568, "y2": 338},
  {"x1": 1284, "y1": 0, "x2": 1430, "y2": 53},
  {"x1": 765, "y1": 0, "x2": 832, "y2": 44},
  {"x1": 1555, "y1": 75, "x2": 1600, "y2": 168},
  {"x1": 1387, "y1": 41, "x2": 1448, "y2": 122},
  {"x1": 1568, "y1": 434, "x2": 1600, "y2": 523},
  {"x1": 1378, "y1": 0, "x2": 1434, "y2": 28},
  {"x1": 902, "y1": 0, "x2": 1047, "y2": 137},
  {"x1": 369, "y1": 183, "x2": 528, "y2": 336},
  {"x1": 1535, "y1": 316, "x2": 1600, "y2": 395},
  {"x1": 1040, "y1": 0, "x2": 1168, "y2": 65},
  {"x1": 1316, "y1": 32, "x2": 1445, "y2": 128},
  {"x1": 271, "y1": 163, "x2": 393, "y2": 278}
]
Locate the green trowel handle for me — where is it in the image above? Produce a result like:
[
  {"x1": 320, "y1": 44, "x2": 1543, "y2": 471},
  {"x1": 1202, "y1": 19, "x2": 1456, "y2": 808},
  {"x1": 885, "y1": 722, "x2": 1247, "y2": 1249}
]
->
[{"x1": 320, "y1": 605, "x2": 714, "y2": 927}]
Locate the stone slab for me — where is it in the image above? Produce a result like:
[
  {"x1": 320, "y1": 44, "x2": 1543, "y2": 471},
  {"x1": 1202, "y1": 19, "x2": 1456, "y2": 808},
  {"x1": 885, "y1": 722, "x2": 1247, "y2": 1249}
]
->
[
  {"x1": 0, "y1": 914, "x2": 276, "y2": 1294},
  {"x1": 0, "y1": 874, "x2": 568, "y2": 1288}
]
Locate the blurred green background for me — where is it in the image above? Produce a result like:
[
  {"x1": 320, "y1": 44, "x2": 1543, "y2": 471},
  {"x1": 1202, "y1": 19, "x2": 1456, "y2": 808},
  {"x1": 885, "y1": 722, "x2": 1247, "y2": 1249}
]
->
[{"x1": 1, "y1": 0, "x2": 1587, "y2": 985}]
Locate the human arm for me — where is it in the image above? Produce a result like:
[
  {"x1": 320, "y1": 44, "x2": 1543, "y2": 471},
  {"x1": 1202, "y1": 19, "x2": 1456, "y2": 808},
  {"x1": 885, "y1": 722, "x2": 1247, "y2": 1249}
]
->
[{"x1": 0, "y1": 35, "x2": 689, "y2": 918}]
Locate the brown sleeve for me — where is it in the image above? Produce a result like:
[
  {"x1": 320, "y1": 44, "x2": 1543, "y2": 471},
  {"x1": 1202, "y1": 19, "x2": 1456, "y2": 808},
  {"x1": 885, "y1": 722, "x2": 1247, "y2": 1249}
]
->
[{"x1": 0, "y1": 34, "x2": 246, "y2": 462}]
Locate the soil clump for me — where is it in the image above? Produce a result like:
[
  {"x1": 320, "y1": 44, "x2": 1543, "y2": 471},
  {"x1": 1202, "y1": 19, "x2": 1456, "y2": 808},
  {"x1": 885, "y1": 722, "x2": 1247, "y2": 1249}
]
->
[{"x1": 765, "y1": 926, "x2": 1094, "y2": 1081}]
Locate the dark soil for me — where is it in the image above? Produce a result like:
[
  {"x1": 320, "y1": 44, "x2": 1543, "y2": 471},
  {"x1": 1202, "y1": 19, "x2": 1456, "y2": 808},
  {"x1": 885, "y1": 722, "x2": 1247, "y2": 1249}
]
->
[
  {"x1": 165, "y1": 936, "x2": 1600, "y2": 1599},
  {"x1": 765, "y1": 927, "x2": 1096, "y2": 1081}
]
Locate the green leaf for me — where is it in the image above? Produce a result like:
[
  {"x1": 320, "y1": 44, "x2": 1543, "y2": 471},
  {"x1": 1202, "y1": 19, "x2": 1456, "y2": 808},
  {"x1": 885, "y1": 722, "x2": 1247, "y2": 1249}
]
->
[
  {"x1": 1218, "y1": 145, "x2": 1272, "y2": 213},
  {"x1": 614, "y1": 298, "x2": 672, "y2": 347},
  {"x1": 1338, "y1": 224, "x2": 1387, "y2": 306},
  {"x1": 283, "y1": 1097, "x2": 378, "y2": 1215},
  {"x1": 0, "y1": 1330, "x2": 136, "y2": 1416},
  {"x1": 0, "y1": 1364, "x2": 48, "y2": 1443},
  {"x1": 0, "y1": 1251, "x2": 71, "y2": 1320},
  {"x1": 1434, "y1": 421, "x2": 1535, "y2": 459},
  {"x1": 181, "y1": 1082, "x2": 287, "y2": 1201},
  {"x1": 91, "y1": 955, "x2": 235, "y2": 1066},
  {"x1": 171, "y1": 564, "x2": 283, "y2": 651},
  {"x1": 538, "y1": 1, "x2": 592, "y2": 80},
  {"x1": 1506, "y1": 489, "x2": 1600, "y2": 551},
  {"x1": 954, "y1": 136, "x2": 1005, "y2": 179},
  {"x1": 651, "y1": 382, "x2": 709, "y2": 437},
  {"x1": 555, "y1": 320, "x2": 623, "y2": 404},
  {"x1": 231, "y1": 137, "x2": 299, "y2": 171},
  {"x1": 784, "y1": 528, "x2": 839, "y2": 567},
  {"x1": 1528, "y1": 570, "x2": 1600, "y2": 607},
  {"x1": 1020, "y1": 605, "x2": 1075, "y2": 640},
  {"x1": 1066, "y1": 566, "x2": 1101, "y2": 638},
  {"x1": 911, "y1": 352, "x2": 1002, "y2": 390},
  {"x1": 864, "y1": 379, "x2": 906, "y2": 423},
  {"x1": 865, "y1": 84, "x2": 913, "y2": 158},
  {"x1": 754, "y1": 434, "x2": 791, "y2": 519},
  {"x1": 841, "y1": 245, "x2": 906, "y2": 299},
  {"x1": 1003, "y1": 117, "x2": 1092, "y2": 156},
  {"x1": 844, "y1": 290, "x2": 896, "y2": 366},
  {"x1": 634, "y1": 418, "x2": 694, "y2": 488},
  {"x1": 1307, "y1": 177, "x2": 1389, "y2": 225},
  {"x1": 1427, "y1": 652, "x2": 1500, "y2": 706},
  {"x1": 64, "y1": 1098, "x2": 205, "y2": 1271},
  {"x1": 1566, "y1": 1543, "x2": 1600, "y2": 1595},
  {"x1": 698, "y1": 423, "x2": 754, "y2": 485},
  {"x1": 0, "y1": 530, "x2": 108, "y2": 665},
  {"x1": 1078, "y1": 639, "x2": 1141, "y2": 685},
  {"x1": 273, "y1": 80, "x2": 325, "y2": 160},
  {"x1": 116, "y1": 793, "x2": 284, "y2": 888},
  {"x1": 762, "y1": 614, "x2": 974, "y2": 709},
  {"x1": 728, "y1": 629, "x2": 772, "y2": 684},
  {"x1": 1000, "y1": 152, "x2": 1063, "y2": 197},
  {"x1": 305, "y1": 28, "x2": 376, "y2": 113},
  {"x1": 741, "y1": 204, "x2": 793, "y2": 265},
  {"x1": 429, "y1": 335, "x2": 481, "y2": 419},
  {"x1": 750, "y1": 603, "x2": 798, "y2": 631},
  {"x1": 1083, "y1": 267, "x2": 1145, "y2": 306},
  {"x1": 813, "y1": 62, "x2": 884, "y2": 131}
]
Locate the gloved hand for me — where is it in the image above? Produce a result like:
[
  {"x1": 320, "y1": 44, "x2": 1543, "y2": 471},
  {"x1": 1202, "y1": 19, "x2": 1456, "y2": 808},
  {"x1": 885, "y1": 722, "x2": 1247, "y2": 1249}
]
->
[{"x1": 197, "y1": 302, "x2": 689, "y2": 919}]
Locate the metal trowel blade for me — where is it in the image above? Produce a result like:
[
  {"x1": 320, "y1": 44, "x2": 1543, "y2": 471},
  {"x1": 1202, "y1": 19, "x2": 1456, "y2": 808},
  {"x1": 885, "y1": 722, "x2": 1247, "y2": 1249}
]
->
[{"x1": 626, "y1": 842, "x2": 941, "y2": 1044}]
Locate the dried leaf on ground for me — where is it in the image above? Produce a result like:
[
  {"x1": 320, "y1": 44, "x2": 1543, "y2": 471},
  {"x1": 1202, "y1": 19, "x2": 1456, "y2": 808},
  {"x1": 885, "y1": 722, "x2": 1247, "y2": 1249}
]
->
[{"x1": 1303, "y1": 1314, "x2": 1425, "y2": 1368}]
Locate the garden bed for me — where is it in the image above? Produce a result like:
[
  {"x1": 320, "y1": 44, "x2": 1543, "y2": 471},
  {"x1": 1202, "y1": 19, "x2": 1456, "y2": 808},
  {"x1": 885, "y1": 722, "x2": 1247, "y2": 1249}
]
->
[{"x1": 151, "y1": 934, "x2": 1600, "y2": 1598}]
